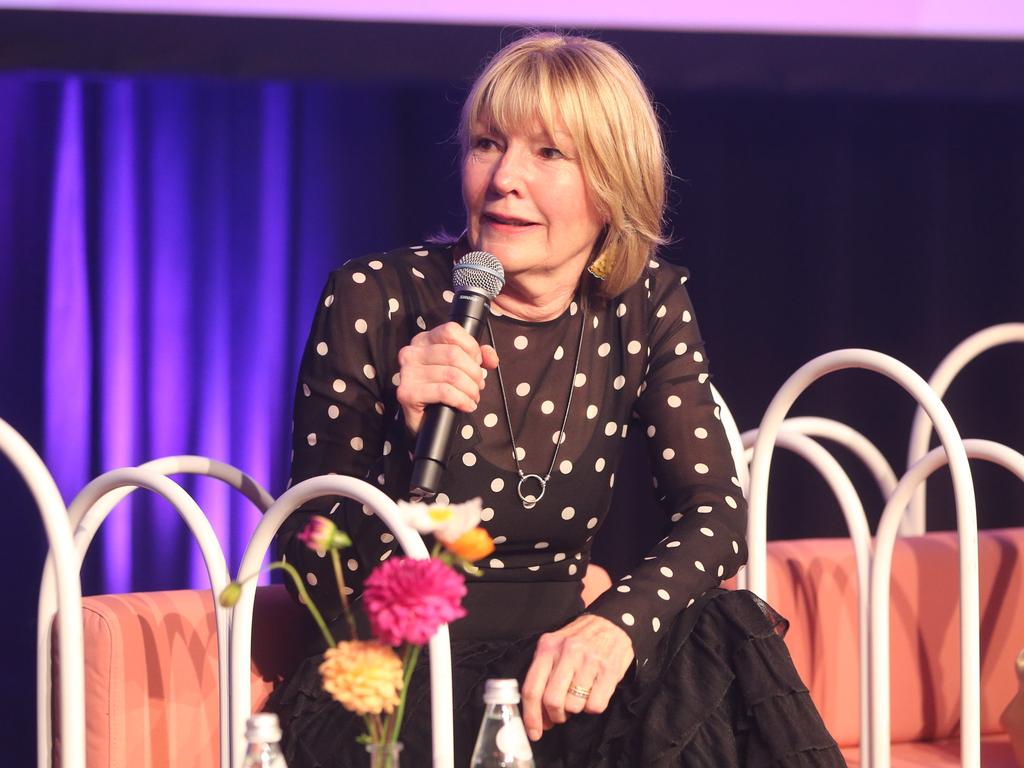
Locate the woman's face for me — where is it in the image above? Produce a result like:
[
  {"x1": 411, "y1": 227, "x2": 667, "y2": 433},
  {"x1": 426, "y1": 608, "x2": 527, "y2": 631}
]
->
[{"x1": 462, "y1": 118, "x2": 605, "y2": 286}]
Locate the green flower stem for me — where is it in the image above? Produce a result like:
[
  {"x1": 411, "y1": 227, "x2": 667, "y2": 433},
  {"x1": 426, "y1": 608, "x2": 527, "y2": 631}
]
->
[
  {"x1": 267, "y1": 561, "x2": 336, "y2": 649},
  {"x1": 329, "y1": 549, "x2": 360, "y2": 641},
  {"x1": 388, "y1": 643, "x2": 422, "y2": 746}
]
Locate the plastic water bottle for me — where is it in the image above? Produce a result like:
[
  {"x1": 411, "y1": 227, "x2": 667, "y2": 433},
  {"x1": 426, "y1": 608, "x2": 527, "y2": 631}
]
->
[
  {"x1": 242, "y1": 712, "x2": 288, "y2": 768},
  {"x1": 469, "y1": 679, "x2": 536, "y2": 768}
]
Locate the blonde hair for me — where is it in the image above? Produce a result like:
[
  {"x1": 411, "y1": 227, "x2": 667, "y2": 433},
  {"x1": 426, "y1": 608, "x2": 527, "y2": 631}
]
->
[{"x1": 459, "y1": 32, "x2": 668, "y2": 298}]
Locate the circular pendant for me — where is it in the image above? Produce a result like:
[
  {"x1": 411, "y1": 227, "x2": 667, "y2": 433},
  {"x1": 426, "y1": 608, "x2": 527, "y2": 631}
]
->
[{"x1": 517, "y1": 474, "x2": 547, "y2": 510}]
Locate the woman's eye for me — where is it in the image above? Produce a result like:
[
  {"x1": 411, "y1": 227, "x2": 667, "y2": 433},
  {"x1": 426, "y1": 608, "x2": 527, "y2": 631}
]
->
[
  {"x1": 473, "y1": 137, "x2": 499, "y2": 151},
  {"x1": 539, "y1": 147, "x2": 565, "y2": 160}
]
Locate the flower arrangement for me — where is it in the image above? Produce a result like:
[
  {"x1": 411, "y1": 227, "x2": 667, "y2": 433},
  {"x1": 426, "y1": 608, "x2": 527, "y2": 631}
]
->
[{"x1": 221, "y1": 497, "x2": 493, "y2": 766}]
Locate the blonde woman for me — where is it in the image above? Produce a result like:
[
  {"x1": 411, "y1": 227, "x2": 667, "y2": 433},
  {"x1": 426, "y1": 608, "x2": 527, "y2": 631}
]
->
[{"x1": 269, "y1": 32, "x2": 845, "y2": 767}]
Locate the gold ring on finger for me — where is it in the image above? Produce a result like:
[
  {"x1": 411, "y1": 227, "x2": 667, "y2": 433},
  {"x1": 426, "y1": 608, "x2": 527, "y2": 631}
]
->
[{"x1": 568, "y1": 684, "x2": 591, "y2": 699}]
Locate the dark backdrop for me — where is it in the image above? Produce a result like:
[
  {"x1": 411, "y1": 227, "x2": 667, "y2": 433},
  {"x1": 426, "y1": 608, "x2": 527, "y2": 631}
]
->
[{"x1": 1, "y1": 14, "x2": 1023, "y2": 760}]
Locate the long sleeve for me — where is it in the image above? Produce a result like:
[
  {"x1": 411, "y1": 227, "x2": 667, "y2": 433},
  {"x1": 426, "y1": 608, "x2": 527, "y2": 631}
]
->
[
  {"x1": 278, "y1": 261, "x2": 394, "y2": 620},
  {"x1": 586, "y1": 267, "x2": 748, "y2": 663}
]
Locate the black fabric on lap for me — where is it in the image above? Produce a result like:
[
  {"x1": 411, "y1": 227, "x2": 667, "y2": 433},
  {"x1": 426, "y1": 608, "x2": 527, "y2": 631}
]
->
[{"x1": 266, "y1": 589, "x2": 846, "y2": 767}]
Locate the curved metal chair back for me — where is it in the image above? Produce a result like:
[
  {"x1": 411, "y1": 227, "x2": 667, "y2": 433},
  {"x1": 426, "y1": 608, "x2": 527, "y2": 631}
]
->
[
  {"x1": 870, "y1": 439, "x2": 1024, "y2": 768},
  {"x1": 745, "y1": 348, "x2": 978, "y2": 768},
  {"x1": 1, "y1": 419, "x2": 86, "y2": 768},
  {"x1": 905, "y1": 322, "x2": 1024, "y2": 534},
  {"x1": 230, "y1": 474, "x2": 456, "y2": 768},
  {"x1": 36, "y1": 456, "x2": 273, "y2": 768}
]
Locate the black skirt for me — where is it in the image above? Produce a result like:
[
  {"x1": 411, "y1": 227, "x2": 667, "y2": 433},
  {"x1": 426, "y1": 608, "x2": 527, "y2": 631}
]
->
[{"x1": 265, "y1": 588, "x2": 846, "y2": 767}]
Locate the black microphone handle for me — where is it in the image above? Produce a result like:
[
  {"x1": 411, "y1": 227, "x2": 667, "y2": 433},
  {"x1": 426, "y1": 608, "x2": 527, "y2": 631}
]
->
[{"x1": 409, "y1": 290, "x2": 489, "y2": 498}]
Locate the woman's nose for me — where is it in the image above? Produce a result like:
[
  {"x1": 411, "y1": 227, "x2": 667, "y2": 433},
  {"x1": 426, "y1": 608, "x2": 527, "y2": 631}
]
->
[{"x1": 490, "y1": 146, "x2": 527, "y2": 195}]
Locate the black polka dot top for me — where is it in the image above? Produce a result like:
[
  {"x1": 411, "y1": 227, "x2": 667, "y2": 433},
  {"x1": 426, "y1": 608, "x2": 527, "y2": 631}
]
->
[{"x1": 278, "y1": 243, "x2": 748, "y2": 662}]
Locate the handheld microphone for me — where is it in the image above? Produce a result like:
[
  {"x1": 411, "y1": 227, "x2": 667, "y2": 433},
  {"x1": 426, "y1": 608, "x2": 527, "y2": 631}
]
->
[{"x1": 409, "y1": 251, "x2": 505, "y2": 498}]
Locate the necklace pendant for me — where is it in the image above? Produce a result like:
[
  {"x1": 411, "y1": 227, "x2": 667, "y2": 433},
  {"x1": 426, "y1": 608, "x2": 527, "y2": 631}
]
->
[{"x1": 517, "y1": 473, "x2": 547, "y2": 510}]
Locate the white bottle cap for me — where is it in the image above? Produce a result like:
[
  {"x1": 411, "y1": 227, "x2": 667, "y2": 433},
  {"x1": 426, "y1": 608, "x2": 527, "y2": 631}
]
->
[
  {"x1": 483, "y1": 678, "x2": 522, "y2": 705},
  {"x1": 246, "y1": 712, "x2": 283, "y2": 743}
]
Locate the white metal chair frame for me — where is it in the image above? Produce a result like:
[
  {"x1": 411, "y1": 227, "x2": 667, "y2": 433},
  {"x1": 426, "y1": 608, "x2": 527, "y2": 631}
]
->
[
  {"x1": 1, "y1": 419, "x2": 86, "y2": 768},
  {"x1": 904, "y1": 322, "x2": 1024, "y2": 535},
  {"x1": 24, "y1": 330, "x2": 1012, "y2": 767},
  {"x1": 36, "y1": 456, "x2": 274, "y2": 768},
  {"x1": 746, "y1": 349, "x2": 979, "y2": 768},
  {"x1": 740, "y1": 425, "x2": 874, "y2": 761},
  {"x1": 25, "y1": 449, "x2": 457, "y2": 768},
  {"x1": 230, "y1": 474, "x2": 456, "y2": 768},
  {"x1": 870, "y1": 439, "x2": 1024, "y2": 768},
  {"x1": 715, "y1": 386, "x2": 889, "y2": 761}
]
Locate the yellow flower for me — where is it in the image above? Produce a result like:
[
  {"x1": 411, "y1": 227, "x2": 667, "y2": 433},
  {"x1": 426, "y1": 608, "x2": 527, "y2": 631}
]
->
[
  {"x1": 444, "y1": 527, "x2": 495, "y2": 562},
  {"x1": 319, "y1": 640, "x2": 404, "y2": 716}
]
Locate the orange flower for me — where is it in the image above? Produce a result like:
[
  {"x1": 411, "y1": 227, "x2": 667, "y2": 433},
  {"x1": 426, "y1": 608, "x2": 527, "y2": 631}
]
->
[
  {"x1": 444, "y1": 527, "x2": 495, "y2": 562},
  {"x1": 319, "y1": 640, "x2": 404, "y2": 716}
]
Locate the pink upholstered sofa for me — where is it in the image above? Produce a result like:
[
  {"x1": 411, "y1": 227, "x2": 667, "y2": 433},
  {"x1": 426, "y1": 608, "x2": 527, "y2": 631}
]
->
[
  {"x1": 755, "y1": 528, "x2": 1024, "y2": 766},
  {"x1": 59, "y1": 529, "x2": 1024, "y2": 767}
]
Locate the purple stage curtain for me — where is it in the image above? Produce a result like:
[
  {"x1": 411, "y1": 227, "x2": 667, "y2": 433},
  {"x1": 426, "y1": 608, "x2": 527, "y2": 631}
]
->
[{"x1": 0, "y1": 71, "x2": 461, "y2": 593}]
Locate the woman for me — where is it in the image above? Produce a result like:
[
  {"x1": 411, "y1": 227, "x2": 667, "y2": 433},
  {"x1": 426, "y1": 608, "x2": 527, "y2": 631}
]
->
[{"x1": 269, "y1": 32, "x2": 845, "y2": 767}]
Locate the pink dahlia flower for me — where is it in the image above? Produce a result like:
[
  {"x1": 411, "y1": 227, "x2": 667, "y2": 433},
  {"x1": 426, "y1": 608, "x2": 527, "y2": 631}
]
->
[{"x1": 363, "y1": 557, "x2": 467, "y2": 646}]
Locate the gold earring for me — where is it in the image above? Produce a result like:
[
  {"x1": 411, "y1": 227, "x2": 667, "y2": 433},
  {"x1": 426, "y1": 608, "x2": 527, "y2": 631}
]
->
[{"x1": 587, "y1": 251, "x2": 611, "y2": 280}]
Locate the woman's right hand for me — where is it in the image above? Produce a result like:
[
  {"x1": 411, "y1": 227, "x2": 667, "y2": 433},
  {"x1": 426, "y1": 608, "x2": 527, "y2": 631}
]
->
[{"x1": 396, "y1": 322, "x2": 500, "y2": 436}]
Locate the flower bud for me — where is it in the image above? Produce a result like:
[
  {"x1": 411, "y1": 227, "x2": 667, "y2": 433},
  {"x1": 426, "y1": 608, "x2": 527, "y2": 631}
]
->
[
  {"x1": 219, "y1": 582, "x2": 242, "y2": 607},
  {"x1": 297, "y1": 515, "x2": 351, "y2": 552}
]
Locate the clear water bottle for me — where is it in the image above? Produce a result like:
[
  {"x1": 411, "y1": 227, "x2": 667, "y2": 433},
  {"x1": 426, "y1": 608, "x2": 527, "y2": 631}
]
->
[
  {"x1": 242, "y1": 712, "x2": 288, "y2": 768},
  {"x1": 469, "y1": 678, "x2": 536, "y2": 768}
]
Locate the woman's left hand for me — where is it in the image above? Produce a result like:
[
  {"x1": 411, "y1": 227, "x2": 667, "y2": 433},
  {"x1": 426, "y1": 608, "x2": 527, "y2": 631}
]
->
[{"x1": 521, "y1": 613, "x2": 634, "y2": 741}]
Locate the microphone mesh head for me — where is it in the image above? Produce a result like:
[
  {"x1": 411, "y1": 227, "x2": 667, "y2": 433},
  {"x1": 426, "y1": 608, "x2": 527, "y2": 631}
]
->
[{"x1": 452, "y1": 251, "x2": 505, "y2": 300}]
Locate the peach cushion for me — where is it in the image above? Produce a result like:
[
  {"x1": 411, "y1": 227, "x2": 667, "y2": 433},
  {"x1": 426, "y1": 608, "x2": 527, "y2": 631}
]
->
[
  {"x1": 840, "y1": 732, "x2": 1016, "y2": 766},
  {"x1": 60, "y1": 586, "x2": 307, "y2": 768},
  {"x1": 756, "y1": 528, "x2": 1024, "y2": 748}
]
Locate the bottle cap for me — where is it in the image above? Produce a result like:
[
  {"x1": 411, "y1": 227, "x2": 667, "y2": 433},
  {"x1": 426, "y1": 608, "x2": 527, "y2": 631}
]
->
[
  {"x1": 483, "y1": 678, "x2": 522, "y2": 705},
  {"x1": 246, "y1": 712, "x2": 283, "y2": 743}
]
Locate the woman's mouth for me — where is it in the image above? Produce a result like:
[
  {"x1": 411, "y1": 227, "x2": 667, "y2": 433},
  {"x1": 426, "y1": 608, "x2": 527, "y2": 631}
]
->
[{"x1": 483, "y1": 213, "x2": 536, "y2": 227}]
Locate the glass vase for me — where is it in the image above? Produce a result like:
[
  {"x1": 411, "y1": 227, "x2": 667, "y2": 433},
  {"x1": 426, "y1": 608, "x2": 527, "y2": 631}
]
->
[{"x1": 366, "y1": 742, "x2": 403, "y2": 768}]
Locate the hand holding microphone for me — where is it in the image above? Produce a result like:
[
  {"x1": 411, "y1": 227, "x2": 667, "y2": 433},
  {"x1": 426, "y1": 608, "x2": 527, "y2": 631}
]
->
[{"x1": 399, "y1": 252, "x2": 505, "y2": 497}]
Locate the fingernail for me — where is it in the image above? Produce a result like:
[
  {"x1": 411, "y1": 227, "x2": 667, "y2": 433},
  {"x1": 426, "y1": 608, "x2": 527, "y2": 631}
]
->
[{"x1": 528, "y1": 729, "x2": 541, "y2": 741}]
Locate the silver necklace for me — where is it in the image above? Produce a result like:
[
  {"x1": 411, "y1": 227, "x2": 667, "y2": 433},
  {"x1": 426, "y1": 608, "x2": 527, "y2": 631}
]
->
[{"x1": 487, "y1": 305, "x2": 587, "y2": 509}]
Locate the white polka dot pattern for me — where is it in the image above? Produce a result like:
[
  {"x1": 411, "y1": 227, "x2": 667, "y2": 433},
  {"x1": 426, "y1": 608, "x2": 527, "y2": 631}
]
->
[{"x1": 285, "y1": 248, "x2": 746, "y2": 664}]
